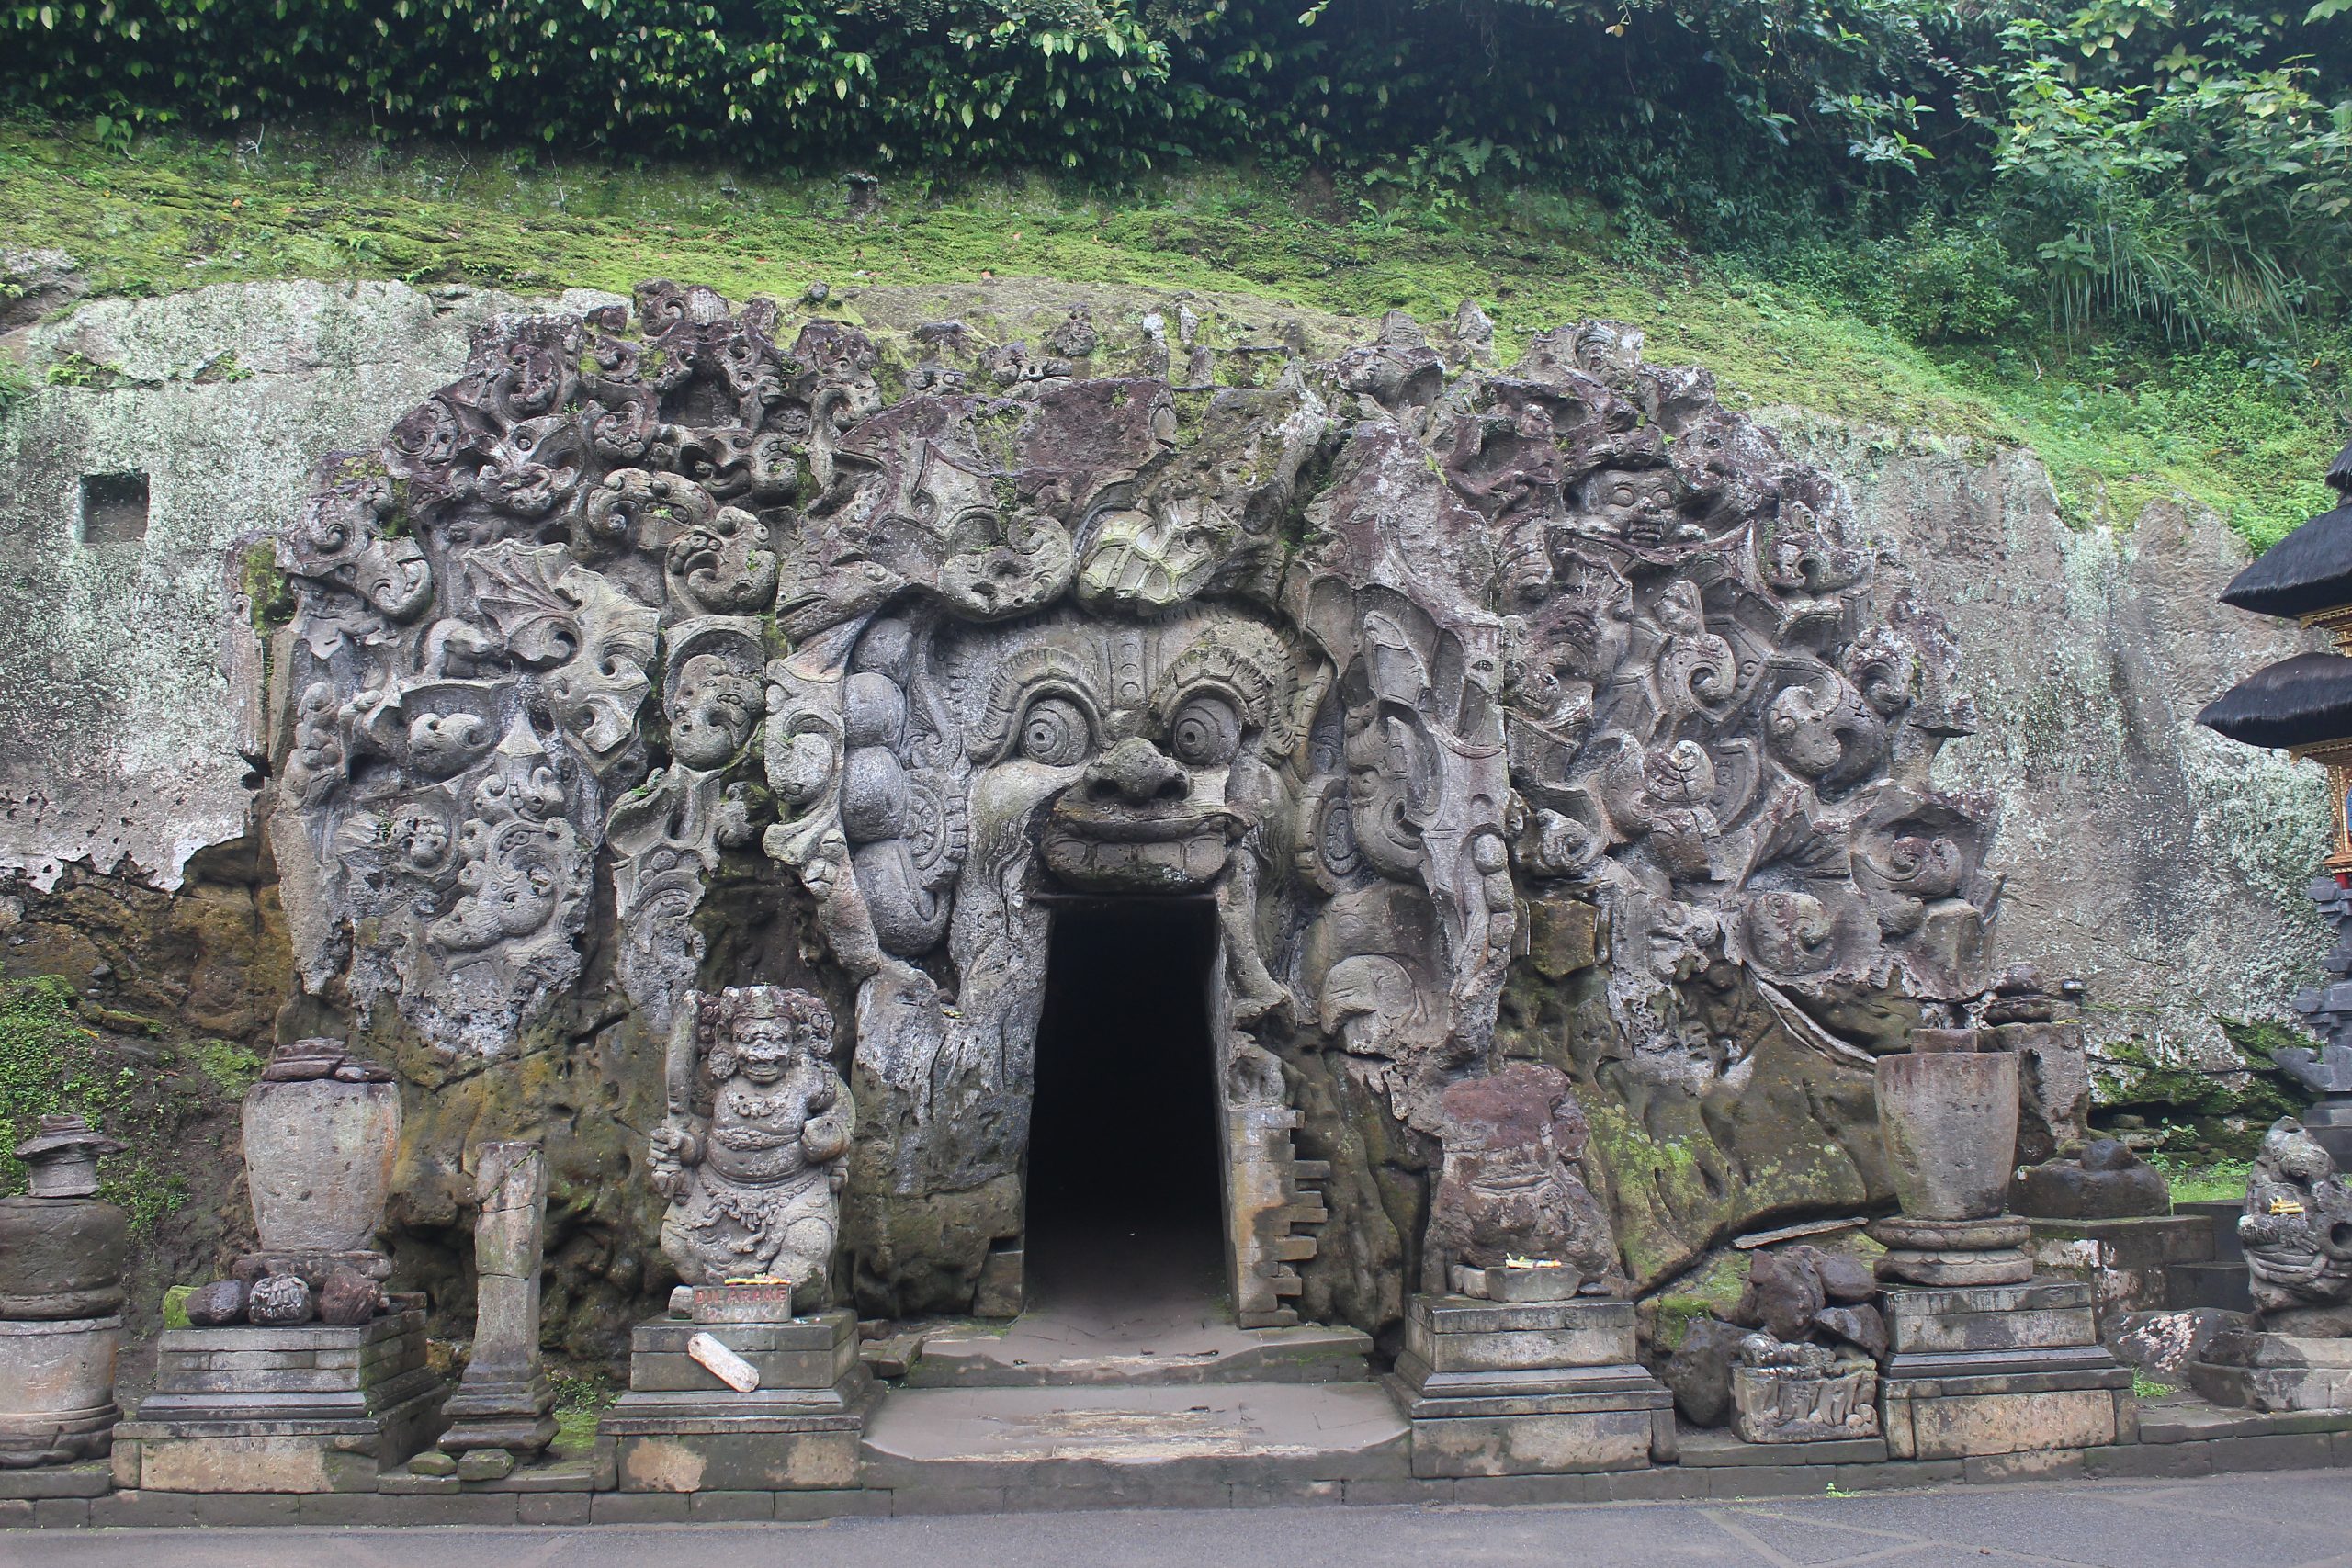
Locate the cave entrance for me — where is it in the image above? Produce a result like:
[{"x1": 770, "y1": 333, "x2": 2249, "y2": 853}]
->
[{"x1": 1022, "y1": 897, "x2": 1230, "y2": 1332}]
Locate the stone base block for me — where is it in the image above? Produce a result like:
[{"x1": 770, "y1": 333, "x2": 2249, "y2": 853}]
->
[
  {"x1": 1880, "y1": 1347, "x2": 2132, "y2": 1461},
  {"x1": 2186, "y1": 1330, "x2": 2352, "y2": 1413},
  {"x1": 626, "y1": 1309, "x2": 860, "y2": 1397},
  {"x1": 1404, "y1": 1294, "x2": 1635, "y2": 1375},
  {"x1": 0, "y1": 1459, "x2": 111, "y2": 1497},
  {"x1": 2027, "y1": 1217, "x2": 2210, "y2": 1322},
  {"x1": 117, "y1": 1310, "x2": 445, "y2": 1491},
  {"x1": 1386, "y1": 1366, "x2": 1673, "y2": 1478},
  {"x1": 1883, "y1": 1282, "x2": 2101, "y2": 1355},
  {"x1": 596, "y1": 1381, "x2": 875, "y2": 1492},
  {"x1": 0, "y1": 1314, "x2": 120, "y2": 1467},
  {"x1": 114, "y1": 1381, "x2": 447, "y2": 1492},
  {"x1": 1871, "y1": 1218, "x2": 2033, "y2": 1287},
  {"x1": 438, "y1": 1372, "x2": 557, "y2": 1456},
  {"x1": 1391, "y1": 1303, "x2": 1672, "y2": 1483}
]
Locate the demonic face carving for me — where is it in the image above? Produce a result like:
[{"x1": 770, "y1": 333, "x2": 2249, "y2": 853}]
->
[
  {"x1": 923, "y1": 609, "x2": 1300, "y2": 897},
  {"x1": 669, "y1": 652, "x2": 763, "y2": 770},
  {"x1": 1575, "y1": 466, "x2": 1688, "y2": 549},
  {"x1": 938, "y1": 509, "x2": 1075, "y2": 621}
]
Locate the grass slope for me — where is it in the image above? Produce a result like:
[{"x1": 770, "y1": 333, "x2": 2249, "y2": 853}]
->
[{"x1": 1, "y1": 118, "x2": 2342, "y2": 547}]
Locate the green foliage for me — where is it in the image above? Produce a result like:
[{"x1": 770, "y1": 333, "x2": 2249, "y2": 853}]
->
[
  {"x1": 191, "y1": 1039, "x2": 263, "y2": 1097},
  {"x1": 0, "y1": 974, "x2": 248, "y2": 1235},
  {"x1": 2147, "y1": 1153, "x2": 2255, "y2": 1202},
  {"x1": 2092, "y1": 1016, "x2": 2314, "y2": 1160},
  {"x1": 0, "y1": 119, "x2": 2339, "y2": 549},
  {"x1": 0, "y1": 975, "x2": 85, "y2": 1184},
  {"x1": 2132, "y1": 1370, "x2": 2177, "y2": 1399},
  {"x1": 0, "y1": 0, "x2": 2341, "y2": 356}
]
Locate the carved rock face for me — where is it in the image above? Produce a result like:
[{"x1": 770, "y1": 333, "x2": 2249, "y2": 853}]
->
[{"x1": 273, "y1": 285, "x2": 2006, "y2": 1317}]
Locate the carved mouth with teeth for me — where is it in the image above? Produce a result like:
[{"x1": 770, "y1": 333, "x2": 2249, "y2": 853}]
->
[{"x1": 1041, "y1": 797, "x2": 1243, "y2": 891}]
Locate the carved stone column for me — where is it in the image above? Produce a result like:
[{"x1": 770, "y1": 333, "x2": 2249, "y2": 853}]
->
[
  {"x1": 1871, "y1": 1029, "x2": 2132, "y2": 1461},
  {"x1": 435, "y1": 1141, "x2": 557, "y2": 1472},
  {"x1": 0, "y1": 1116, "x2": 127, "y2": 1471}
]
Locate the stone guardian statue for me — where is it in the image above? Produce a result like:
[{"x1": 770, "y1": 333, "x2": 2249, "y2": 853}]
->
[{"x1": 650, "y1": 987, "x2": 853, "y2": 1309}]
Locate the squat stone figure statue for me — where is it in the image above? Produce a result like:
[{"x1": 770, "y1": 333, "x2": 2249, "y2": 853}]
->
[
  {"x1": 651, "y1": 986, "x2": 853, "y2": 1307},
  {"x1": 2241, "y1": 1115, "x2": 2352, "y2": 1327}
]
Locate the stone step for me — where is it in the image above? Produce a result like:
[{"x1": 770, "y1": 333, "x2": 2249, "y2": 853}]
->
[
  {"x1": 2176, "y1": 1200, "x2": 2246, "y2": 1262},
  {"x1": 859, "y1": 1382, "x2": 1409, "y2": 1496},
  {"x1": 909, "y1": 1315, "x2": 1374, "y2": 1388},
  {"x1": 2169, "y1": 1259, "x2": 2254, "y2": 1313}
]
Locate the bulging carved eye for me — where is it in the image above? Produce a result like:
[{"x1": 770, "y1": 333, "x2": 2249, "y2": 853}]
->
[
  {"x1": 1018, "y1": 696, "x2": 1091, "y2": 767},
  {"x1": 1170, "y1": 694, "x2": 1241, "y2": 767}
]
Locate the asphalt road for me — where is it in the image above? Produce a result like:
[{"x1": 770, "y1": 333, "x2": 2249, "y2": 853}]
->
[{"x1": 6, "y1": 1470, "x2": 2348, "y2": 1568}]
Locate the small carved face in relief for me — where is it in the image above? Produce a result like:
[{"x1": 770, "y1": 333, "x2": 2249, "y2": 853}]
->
[
  {"x1": 938, "y1": 509, "x2": 1075, "y2": 622},
  {"x1": 670, "y1": 654, "x2": 763, "y2": 770},
  {"x1": 408, "y1": 710, "x2": 492, "y2": 779},
  {"x1": 389, "y1": 800, "x2": 456, "y2": 878},
  {"x1": 1576, "y1": 467, "x2": 1690, "y2": 550}
]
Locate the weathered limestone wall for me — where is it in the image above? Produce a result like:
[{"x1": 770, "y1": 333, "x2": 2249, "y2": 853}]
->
[
  {"x1": 1772, "y1": 415, "x2": 2330, "y2": 1080},
  {"x1": 0, "y1": 280, "x2": 622, "y2": 890}
]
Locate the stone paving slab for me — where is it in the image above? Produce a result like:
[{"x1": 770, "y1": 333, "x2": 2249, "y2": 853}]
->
[
  {"x1": 863, "y1": 1382, "x2": 1408, "y2": 1487},
  {"x1": 17, "y1": 1468, "x2": 2352, "y2": 1565}
]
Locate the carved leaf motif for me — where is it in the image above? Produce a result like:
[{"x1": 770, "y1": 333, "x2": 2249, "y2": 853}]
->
[{"x1": 465, "y1": 544, "x2": 659, "y2": 770}]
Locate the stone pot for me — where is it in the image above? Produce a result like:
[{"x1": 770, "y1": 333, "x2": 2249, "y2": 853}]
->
[
  {"x1": 243, "y1": 1077, "x2": 401, "y2": 1254},
  {"x1": 0, "y1": 1315, "x2": 120, "y2": 1467},
  {"x1": 1874, "y1": 1048, "x2": 2019, "y2": 1222},
  {"x1": 0, "y1": 1195, "x2": 128, "y2": 1319}
]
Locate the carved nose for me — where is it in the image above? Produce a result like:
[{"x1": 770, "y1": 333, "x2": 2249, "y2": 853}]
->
[{"x1": 1084, "y1": 738, "x2": 1188, "y2": 804}]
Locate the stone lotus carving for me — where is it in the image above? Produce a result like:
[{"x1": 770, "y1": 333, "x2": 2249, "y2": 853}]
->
[
  {"x1": 275, "y1": 286, "x2": 2003, "y2": 1313},
  {"x1": 653, "y1": 987, "x2": 854, "y2": 1306}
]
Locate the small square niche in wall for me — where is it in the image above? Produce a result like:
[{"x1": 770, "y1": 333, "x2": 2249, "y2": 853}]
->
[{"x1": 80, "y1": 472, "x2": 150, "y2": 544}]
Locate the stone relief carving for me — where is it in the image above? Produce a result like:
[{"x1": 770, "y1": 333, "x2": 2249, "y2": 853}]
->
[{"x1": 274, "y1": 286, "x2": 2002, "y2": 1311}]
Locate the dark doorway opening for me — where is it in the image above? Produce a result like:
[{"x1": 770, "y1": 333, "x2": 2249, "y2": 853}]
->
[{"x1": 1024, "y1": 897, "x2": 1225, "y2": 1315}]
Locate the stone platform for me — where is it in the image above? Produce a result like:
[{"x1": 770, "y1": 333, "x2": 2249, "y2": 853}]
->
[
  {"x1": 2186, "y1": 1326, "x2": 2352, "y2": 1412},
  {"x1": 597, "y1": 1306, "x2": 874, "y2": 1493},
  {"x1": 1389, "y1": 1295, "x2": 1673, "y2": 1478},
  {"x1": 1879, "y1": 1282, "x2": 2132, "y2": 1461},
  {"x1": 111, "y1": 1309, "x2": 443, "y2": 1493}
]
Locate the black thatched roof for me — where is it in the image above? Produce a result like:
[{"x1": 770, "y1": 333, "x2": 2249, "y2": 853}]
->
[
  {"x1": 2199, "y1": 651, "x2": 2352, "y2": 750},
  {"x1": 2221, "y1": 502, "x2": 2352, "y2": 621},
  {"x1": 2330, "y1": 434, "x2": 2352, "y2": 497}
]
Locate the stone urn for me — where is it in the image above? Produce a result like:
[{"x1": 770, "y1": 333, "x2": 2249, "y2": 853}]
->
[
  {"x1": 0, "y1": 1115, "x2": 127, "y2": 1467},
  {"x1": 242, "y1": 1040, "x2": 400, "y2": 1269},
  {"x1": 1874, "y1": 1041, "x2": 2019, "y2": 1221}
]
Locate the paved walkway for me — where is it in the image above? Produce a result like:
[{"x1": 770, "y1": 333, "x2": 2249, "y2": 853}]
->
[{"x1": 8, "y1": 1469, "x2": 2350, "y2": 1567}]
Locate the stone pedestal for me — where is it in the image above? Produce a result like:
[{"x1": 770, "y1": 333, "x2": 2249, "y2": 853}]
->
[
  {"x1": 437, "y1": 1141, "x2": 556, "y2": 1461},
  {"x1": 596, "y1": 1304, "x2": 874, "y2": 1492},
  {"x1": 1386, "y1": 1295, "x2": 1673, "y2": 1478},
  {"x1": 0, "y1": 1315, "x2": 120, "y2": 1467},
  {"x1": 2185, "y1": 1326, "x2": 2352, "y2": 1412},
  {"x1": 1877, "y1": 1282, "x2": 2132, "y2": 1460},
  {"x1": 113, "y1": 1307, "x2": 444, "y2": 1492}
]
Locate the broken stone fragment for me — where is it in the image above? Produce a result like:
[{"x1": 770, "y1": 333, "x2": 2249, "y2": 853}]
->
[
  {"x1": 407, "y1": 1449, "x2": 458, "y2": 1477},
  {"x1": 319, "y1": 1266, "x2": 382, "y2": 1325},
  {"x1": 1813, "y1": 1302, "x2": 1889, "y2": 1360},
  {"x1": 185, "y1": 1279, "x2": 248, "y2": 1326},
  {"x1": 1662, "y1": 1315, "x2": 1746, "y2": 1428},
  {"x1": 455, "y1": 1447, "x2": 516, "y2": 1482},
  {"x1": 245, "y1": 1272, "x2": 316, "y2": 1326}
]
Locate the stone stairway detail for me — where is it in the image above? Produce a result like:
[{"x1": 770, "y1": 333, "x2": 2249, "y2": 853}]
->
[
  {"x1": 1226, "y1": 1100, "x2": 1330, "y2": 1329},
  {"x1": 858, "y1": 1382, "x2": 1408, "y2": 1505},
  {"x1": 2168, "y1": 1199, "x2": 2254, "y2": 1314}
]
